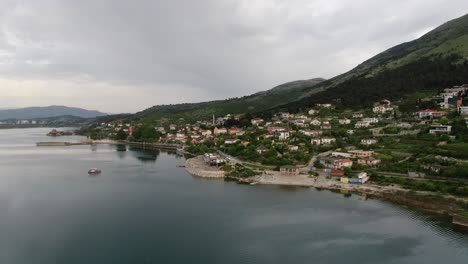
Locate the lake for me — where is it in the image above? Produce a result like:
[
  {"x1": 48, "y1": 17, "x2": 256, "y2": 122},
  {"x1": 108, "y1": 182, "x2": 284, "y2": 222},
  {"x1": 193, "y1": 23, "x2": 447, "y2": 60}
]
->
[{"x1": 1, "y1": 128, "x2": 468, "y2": 264}]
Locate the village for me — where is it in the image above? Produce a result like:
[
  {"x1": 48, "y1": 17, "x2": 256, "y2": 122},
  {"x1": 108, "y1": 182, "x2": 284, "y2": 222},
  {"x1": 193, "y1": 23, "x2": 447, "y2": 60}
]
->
[{"x1": 86, "y1": 85, "x2": 468, "y2": 194}]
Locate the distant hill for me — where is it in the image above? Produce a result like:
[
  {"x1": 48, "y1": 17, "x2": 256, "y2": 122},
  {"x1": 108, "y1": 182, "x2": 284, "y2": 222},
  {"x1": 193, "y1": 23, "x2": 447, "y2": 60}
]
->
[
  {"x1": 0, "y1": 106, "x2": 107, "y2": 120},
  {"x1": 133, "y1": 78, "x2": 325, "y2": 121}
]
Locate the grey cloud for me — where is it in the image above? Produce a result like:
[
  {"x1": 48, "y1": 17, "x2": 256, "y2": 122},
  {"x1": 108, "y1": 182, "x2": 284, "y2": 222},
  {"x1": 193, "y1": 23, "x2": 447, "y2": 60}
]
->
[{"x1": 0, "y1": 0, "x2": 468, "y2": 112}]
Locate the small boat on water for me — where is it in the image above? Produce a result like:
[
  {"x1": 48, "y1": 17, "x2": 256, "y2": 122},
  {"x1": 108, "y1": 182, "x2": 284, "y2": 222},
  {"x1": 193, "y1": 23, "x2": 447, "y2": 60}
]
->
[
  {"x1": 177, "y1": 165, "x2": 186, "y2": 168},
  {"x1": 88, "y1": 168, "x2": 102, "y2": 174}
]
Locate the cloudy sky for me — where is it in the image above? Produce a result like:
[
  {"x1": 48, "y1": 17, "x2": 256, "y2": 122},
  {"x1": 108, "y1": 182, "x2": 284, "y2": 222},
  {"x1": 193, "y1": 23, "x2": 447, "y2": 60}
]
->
[{"x1": 0, "y1": 0, "x2": 467, "y2": 113}]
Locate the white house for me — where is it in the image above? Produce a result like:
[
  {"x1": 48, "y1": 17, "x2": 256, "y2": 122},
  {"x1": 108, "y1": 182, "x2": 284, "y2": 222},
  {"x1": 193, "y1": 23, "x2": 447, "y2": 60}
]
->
[
  {"x1": 338, "y1": 119, "x2": 351, "y2": 125},
  {"x1": 362, "y1": 117, "x2": 379, "y2": 123},
  {"x1": 355, "y1": 121, "x2": 371, "y2": 128},
  {"x1": 458, "y1": 106, "x2": 468, "y2": 115},
  {"x1": 361, "y1": 139, "x2": 378, "y2": 145},
  {"x1": 310, "y1": 119, "x2": 321, "y2": 126},
  {"x1": 275, "y1": 131, "x2": 290, "y2": 140},
  {"x1": 311, "y1": 137, "x2": 336, "y2": 145},
  {"x1": 429, "y1": 125, "x2": 452, "y2": 134}
]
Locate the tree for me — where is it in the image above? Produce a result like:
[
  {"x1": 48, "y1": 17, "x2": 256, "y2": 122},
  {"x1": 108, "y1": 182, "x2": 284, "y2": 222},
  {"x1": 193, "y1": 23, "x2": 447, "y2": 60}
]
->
[{"x1": 115, "y1": 129, "x2": 128, "y2": 140}]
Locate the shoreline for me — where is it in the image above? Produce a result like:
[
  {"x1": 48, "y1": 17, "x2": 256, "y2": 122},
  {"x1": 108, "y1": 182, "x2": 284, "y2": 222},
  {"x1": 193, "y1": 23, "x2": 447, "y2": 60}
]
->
[{"x1": 184, "y1": 156, "x2": 468, "y2": 216}]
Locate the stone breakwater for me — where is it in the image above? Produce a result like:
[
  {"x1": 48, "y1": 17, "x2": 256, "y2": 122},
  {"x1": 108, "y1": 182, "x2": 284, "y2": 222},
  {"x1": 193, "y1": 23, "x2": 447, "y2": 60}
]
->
[{"x1": 185, "y1": 156, "x2": 225, "y2": 179}]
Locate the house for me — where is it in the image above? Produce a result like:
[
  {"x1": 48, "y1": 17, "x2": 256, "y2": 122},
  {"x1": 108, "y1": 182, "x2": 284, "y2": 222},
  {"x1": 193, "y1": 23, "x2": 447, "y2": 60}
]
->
[
  {"x1": 310, "y1": 119, "x2": 322, "y2": 126},
  {"x1": 347, "y1": 130, "x2": 355, "y2": 135},
  {"x1": 330, "y1": 169, "x2": 345, "y2": 177},
  {"x1": 311, "y1": 137, "x2": 336, "y2": 145},
  {"x1": 267, "y1": 126, "x2": 289, "y2": 133},
  {"x1": 355, "y1": 121, "x2": 371, "y2": 128},
  {"x1": 358, "y1": 157, "x2": 381, "y2": 167},
  {"x1": 300, "y1": 130, "x2": 322, "y2": 137},
  {"x1": 214, "y1": 127, "x2": 227, "y2": 135},
  {"x1": 349, "y1": 150, "x2": 375, "y2": 158},
  {"x1": 169, "y1": 124, "x2": 177, "y2": 130},
  {"x1": 280, "y1": 165, "x2": 300, "y2": 175},
  {"x1": 429, "y1": 124, "x2": 452, "y2": 134},
  {"x1": 294, "y1": 119, "x2": 306, "y2": 126},
  {"x1": 201, "y1": 130, "x2": 212, "y2": 136},
  {"x1": 352, "y1": 113, "x2": 364, "y2": 118},
  {"x1": 362, "y1": 117, "x2": 379, "y2": 123},
  {"x1": 338, "y1": 119, "x2": 351, "y2": 125},
  {"x1": 256, "y1": 146, "x2": 269, "y2": 154},
  {"x1": 275, "y1": 131, "x2": 290, "y2": 140},
  {"x1": 251, "y1": 118, "x2": 264, "y2": 125},
  {"x1": 331, "y1": 152, "x2": 353, "y2": 158},
  {"x1": 308, "y1": 109, "x2": 318, "y2": 115},
  {"x1": 228, "y1": 128, "x2": 244, "y2": 135},
  {"x1": 336, "y1": 159, "x2": 353, "y2": 168},
  {"x1": 458, "y1": 106, "x2": 468, "y2": 115},
  {"x1": 361, "y1": 139, "x2": 378, "y2": 145},
  {"x1": 224, "y1": 139, "x2": 239, "y2": 144},
  {"x1": 418, "y1": 109, "x2": 447, "y2": 119},
  {"x1": 321, "y1": 124, "x2": 332, "y2": 130},
  {"x1": 288, "y1": 145, "x2": 299, "y2": 152},
  {"x1": 316, "y1": 103, "x2": 333, "y2": 108}
]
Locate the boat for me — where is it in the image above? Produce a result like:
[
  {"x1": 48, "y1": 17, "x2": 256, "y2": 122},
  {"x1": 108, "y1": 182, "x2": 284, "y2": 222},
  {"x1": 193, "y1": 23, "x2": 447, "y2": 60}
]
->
[
  {"x1": 88, "y1": 168, "x2": 102, "y2": 174},
  {"x1": 177, "y1": 165, "x2": 186, "y2": 168}
]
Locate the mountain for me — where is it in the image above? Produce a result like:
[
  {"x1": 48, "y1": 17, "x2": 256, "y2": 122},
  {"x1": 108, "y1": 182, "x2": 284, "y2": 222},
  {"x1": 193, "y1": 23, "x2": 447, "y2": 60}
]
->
[
  {"x1": 101, "y1": 13, "x2": 468, "y2": 122},
  {"x1": 275, "y1": 13, "x2": 468, "y2": 111},
  {"x1": 0, "y1": 105, "x2": 107, "y2": 120},
  {"x1": 133, "y1": 78, "x2": 325, "y2": 121}
]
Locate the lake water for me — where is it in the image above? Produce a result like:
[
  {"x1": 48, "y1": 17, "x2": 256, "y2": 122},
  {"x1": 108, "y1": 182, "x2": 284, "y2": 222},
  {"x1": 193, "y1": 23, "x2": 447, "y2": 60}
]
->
[{"x1": 1, "y1": 128, "x2": 468, "y2": 264}]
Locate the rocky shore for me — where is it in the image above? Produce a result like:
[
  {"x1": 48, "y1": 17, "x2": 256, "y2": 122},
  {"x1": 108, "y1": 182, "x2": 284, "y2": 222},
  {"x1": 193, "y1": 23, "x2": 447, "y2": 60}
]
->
[{"x1": 185, "y1": 156, "x2": 225, "y2": 179}]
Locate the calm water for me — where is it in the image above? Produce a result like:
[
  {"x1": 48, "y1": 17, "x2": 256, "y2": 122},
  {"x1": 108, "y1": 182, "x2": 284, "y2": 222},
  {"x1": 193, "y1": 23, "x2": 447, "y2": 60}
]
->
[{"x1": 1, "y1": 128, "x2": 468, "y2": 264}]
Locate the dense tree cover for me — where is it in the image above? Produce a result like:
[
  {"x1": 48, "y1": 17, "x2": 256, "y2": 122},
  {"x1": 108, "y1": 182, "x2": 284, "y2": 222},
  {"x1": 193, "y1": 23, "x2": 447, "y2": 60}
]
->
[
  {"x1": 278, "y1": 55, "x2": 468, "y2": 112},
  {"x1": 115, "y1": 129, "x2": 128, "y2": 140},
  {"x1": 129, "y1": 125, "x2": 161, "y2": 142}
]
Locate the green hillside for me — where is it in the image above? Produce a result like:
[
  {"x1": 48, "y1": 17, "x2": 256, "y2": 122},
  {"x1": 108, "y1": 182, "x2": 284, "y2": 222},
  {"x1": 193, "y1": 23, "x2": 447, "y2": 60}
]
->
[
  {"x1": 133, "y1": 78, "x2": 325, "y2": 121},
  {"x1": 102, "y1": 13, "x2": 468, "y2": 122},
  {"x1": 275, "y1": 13, "x2": 468, "y2": 111}
]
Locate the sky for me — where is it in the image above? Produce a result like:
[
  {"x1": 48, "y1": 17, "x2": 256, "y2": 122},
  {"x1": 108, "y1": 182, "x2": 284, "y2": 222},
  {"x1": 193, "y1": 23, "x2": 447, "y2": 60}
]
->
[{"x1": 0, "y1": 0, "x2": 467, "y2": 113}]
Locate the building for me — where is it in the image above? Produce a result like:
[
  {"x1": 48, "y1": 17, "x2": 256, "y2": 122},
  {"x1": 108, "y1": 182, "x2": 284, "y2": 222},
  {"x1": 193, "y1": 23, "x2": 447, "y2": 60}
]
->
[
  {"x1": 214, "y1": 127, "x2": 227, "y2": 135},
  {"x1": 355, "y1": 121, "x2": 371, "y2": 128},
  {"x1": 201, "y1": 130, "x2": 212, "y2": 136},
  {"x1": 352, "y1": 113, "x2": 364, "y2": 118},
  {"x1": 358, "y1": 157, "x2": 381, "y2": 167},
  {"x1": 320, "y1": 124, "x2": 332, "y2": 130},
  {"x1": 275, "y1": 131, "x2": 290, "y2": 140},
  {"x1": 310, "y1": 119, "x2": 321, "y2": 126},
  {"x1": 331, "y1": 152, "x2": 353, "y2": 158},
  {"x1": 336, "y1": 159, "x2": 353, "y2": 168},
  {"x1": 361, "y1": 139, "x2": 378, "y2": 145},
  {"x1": 418, "y1": 109, "x2": 447, "y2": 119},
  {"x1": 311, "y1": 137, "x2": 336, "y2": 145},
  {"x1": 308, "y1": 109, "x2": 318, "y2": 115},
  {"x1": 429, "y1": 124, "x2": 452, "y2": 134},
  {"x1": 300, "y1": 130, "x2": 322, "y2": 137},
  {"x1": 251, "y1": 118, "x2": 264, "y2": 125},
  {"x1": 458, "y1": 106, "x2": 468, "y2": 115},
  {"x1": 256, "y1": 146, "x2": 269, "y2": 154},
  {"x1": 349, "y1": 150, "x2": 375, "y2": 158},
  {"x1": 224, "y1": 139, "x2": 239, "y2": 144},
  {"x1": 362, "y1": 117, "x2": 379, "y2": 124},
  {"x1": 228, "y1": 128, "x2": 244, "y2": 135},
  {"x1": 330, "y1": 169, "x2": 345, "y2": 177},
  {"x1": 338, "y1": 119, "x2": 351, "y2": 125},
  {"x1": 280, "y1": 165, "x2": 300, "y2": 175},
  {"x1": 288, "y1": 145, "x2": 299, "y2": 152}
]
